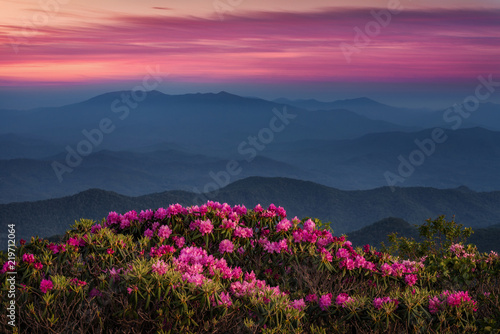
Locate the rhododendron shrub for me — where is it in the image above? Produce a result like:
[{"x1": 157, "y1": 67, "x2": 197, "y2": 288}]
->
[{"x1": 0, "y1": 204, "x2": 499, "y2": 333}]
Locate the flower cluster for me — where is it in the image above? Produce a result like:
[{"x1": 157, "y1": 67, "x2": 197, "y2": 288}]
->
[
  {"x1": 449, "y1": 243, "x2": 476, "y2": 259},
  {"x1": 336, "y1": 293, "x2": 355, "y2": 308},
  {"x1": 429, "y1": 290, "x2": 477, "y2": 314},
  {"x1": 373, "y1": 297, "x2": 399, "y2": 310},
  {"x1": 6, "y1": 201, "x2": 498, "y2": 334},
  {"x1": 40, "y1": 279, "x2": 53, "y2": 294}
]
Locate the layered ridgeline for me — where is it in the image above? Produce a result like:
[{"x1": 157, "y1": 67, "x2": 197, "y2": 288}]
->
[
  {"x1": 1, "y1": 202, "x2": 498, "y2": 332},
  {"x1": 1, "y1": 91, "x2": 500, "y2": 204},
  {"x1": 2, "y1": 177, "x2": 500, "y2": 248}
]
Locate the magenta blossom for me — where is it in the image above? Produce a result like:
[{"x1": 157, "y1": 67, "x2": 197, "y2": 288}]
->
[
  {"x1": 276, "y1": 218, "x2": 291, "y2": 232},
  {"x1": 152, "y1": 259, "x2": 169, "y2": 276},
  {"x1": 219, "y1": 239, "x2": 235, "y2": 254},
  {"x1": 218, "y1": 292, "x2": 233, "y2": 307},
  {"x1": 22, "y1": 253, "x2": 35, "y2": 264},
  {"x1": 157, "y1": 225, "x2": 172, "y2": 239},
  {"x1": 405, "y1": 274, "x2": 418, "y2": 286},
  {"x1": 290, "y1": 298, "x2": 306, "y2": 311},
  {"x1": 197, "y1": 219, "x2": 214, "y2": 235},
  {"x1": 336, "y1": 293, "x2": 355, "y2": 308},
  {"x1": 40, "y1": 279, "x2": 53, "y2": 294},
  {"x1": 319, "y1": 293, "x2": 332, "y2": 311},
  {"x1": 373, "y1": 297, "x2": 398, "y2": 310}
]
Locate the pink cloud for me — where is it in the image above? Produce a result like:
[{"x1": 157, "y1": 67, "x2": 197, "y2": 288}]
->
[{"x1": 0, "y1": 8, "x2": 499, "y2": 84}]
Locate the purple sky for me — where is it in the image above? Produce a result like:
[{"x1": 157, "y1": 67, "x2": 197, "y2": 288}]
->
[{"x1": 1, "y1": 0, "x2": 499, "y2": 109}]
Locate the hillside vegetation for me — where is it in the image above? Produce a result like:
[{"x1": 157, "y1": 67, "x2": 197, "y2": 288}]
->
[
  {"x1": 1, "y1": 202, "x2": 499, "y2": 333},
  {"x1": 2, "y1": 177, "x2": 500, "y2": 244}
]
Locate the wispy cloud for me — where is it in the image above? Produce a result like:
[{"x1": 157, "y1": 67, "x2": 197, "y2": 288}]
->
[{"x1": 1, "y1": 8, "x2": 499, "y2": 84}]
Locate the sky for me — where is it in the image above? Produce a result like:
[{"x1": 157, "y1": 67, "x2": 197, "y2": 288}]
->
[{"x1": 1, "y1": 0, "x2": 500, "y2": 109}]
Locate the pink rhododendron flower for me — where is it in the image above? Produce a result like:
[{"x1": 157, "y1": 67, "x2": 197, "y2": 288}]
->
[
  {"x1": 230, "y1": 279, "x2": 283, "y2": 299},
  {"x1": 320, "y1": 248, "x2": 333, "y2": 262},
  {"x1": 154, "y1": 208, "x2": 168, "y2": 220},
  {"x1": 127, "y1": 286, "x2": 138, "y2": 294},
  {"x1": 429, "y1": 296, "x2": 441, "y2": 314},
  {"x1": 244, "y1": 271, "x2": 256, "y2": 282},
  {"x1": 221, "y1": 218, "x2": 237, "y2": 229},
  {"x1": 405, "y1": 274, "x2": 418, "y2": 286},
  {"x1": 139, "y1": 209, "x2": 154, "y2": 221},
  {"x1": 290, "y1": 298, "x2": 306, "y2": 311},
  {"x1": 47, "y1": 243, "x2": 66, "y2": 254},
  {"x1": 340, "y1": 258, "x2": 355, "y2": 270},
  {"x1": 319, "y1": 293, "x2": 332, "y2": 311},
  {"x1": 106, "y1": 211, "x2": 120, "y2": 226},
  {"x1": 429, "y1": 291, "x2": 473, "y2": 314},
  {"x1": 123, "y1": 210, "x2": 138, "y2": 222},
  {"x1": 219, "y1": 239, "x2": 234, "y2": 254},
  {"x1": 70, "y1": 278, "x2": 87, "y2": 287},
  {"x1": 198, "y1": 219, "x2": 214, "y2": 235},
  {"x1": 119, "y1": 218, "x2": 130, "y2": 230},
  {"x1": 152, "y1": 259, "x2": 169, "y2": 276},
  {"x1": 40, "y1": 279, "x2": 53, "y2": 294},
  {"x1": 1, "y1": 261, "x2": 16, "y2": 274},
  {"x1": 108, "y1": 267, "x2": 122, "y2": 280},
  {"x1": 67, "y1": 236, "x2": 81, "y2": 247},
  {"x1": 293, "y1": 230, "x2": 304, "y2": 242},
  {"x1": 373, "y1": 297, "x2": 398, "y2": 310},
  {"x1": 304, "y1": 219, "x2": 315, "y2": 233},
  {"x1": 234, "y1": 226, "x2": 253, "y2": 238},
  {"x1": 336, "y1": 248, "x2": 350, "y2": 259},
  {"x1": 449, "y1": 243, "x2": 464, "y2": 254},
  {"x1": 276, "y1": 206, "x2": 287, "y2": 218},
  {"x1": 173, "y1": 236, "x2": 185, "y2": 248},
  {"x1": 305, "y1": 294, "x2": 318, "y2": 303},
  {"x1": 182, "y1": 272, "x2": 206, "y2": 286},
  {"x1": 157, "y1": 225, "x2": 172, "y2": 239},
  {"x1": 34, "y1": 262, "x2": 43, "y2": 270},
  {"x1": 218, "y1": 292, "x2": 233, "y2": 307},
  {"x1": 381, "y1": 263, "x2": 393, "y2": 276},
  {"x1": 144, "y1": 228, "x2": 154, "y2": 238},
  {"x1": 336, "y1": 293, "x2": 354, "y2": 308},
  {"x1": 276, "y1": 218, "x2": 291, "y2": 232},
  {"x1": 150, "y1": 245, "x2": 176, "y2": 257},
  {"x1": 22, "y1": 253, "x2": 35, "y2": 264},
  {"x1": 90, "y1": 224, "x2": 102, "y2": 234},
  {"x1": 107, "y1": 248, "x2": 114, "y2": 255},
  {"x1": 254, "y1": 204, "x2": 263, "y2": 213}
]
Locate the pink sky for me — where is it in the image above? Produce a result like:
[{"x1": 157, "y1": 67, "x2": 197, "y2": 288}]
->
[{"x1": 0, "y1": 0, "x2": 499, "y2": 108}]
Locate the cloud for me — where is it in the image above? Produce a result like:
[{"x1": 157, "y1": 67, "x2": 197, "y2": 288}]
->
[
  {"x1": 152, "y1": 7, "x2": 173, "y2": 11},
  {"x1": 1, "y1": 8, "x2": 499, "y2": 84}
]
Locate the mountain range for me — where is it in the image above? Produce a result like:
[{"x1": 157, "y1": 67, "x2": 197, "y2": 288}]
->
[
  {"x1": 1, "y1": 91, "x2": 500, "y2": 251},
  {"x1": 1, "y1": 177, "x2": 499, "y2": 247},
  {"x1": 1, "y1": 90, "x2": 500, "y2": 203}
]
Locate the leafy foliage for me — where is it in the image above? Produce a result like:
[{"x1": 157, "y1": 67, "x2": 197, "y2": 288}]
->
[{"x1": 1, "y1": 204, "x2": 499, "y2": 333}]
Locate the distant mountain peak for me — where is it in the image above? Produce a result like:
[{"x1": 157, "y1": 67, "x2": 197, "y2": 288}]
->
[{"x1": 454, "y1": 185, "x2": 475, "y2": 193}]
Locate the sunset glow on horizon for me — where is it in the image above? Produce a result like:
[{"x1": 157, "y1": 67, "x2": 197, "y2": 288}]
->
[{"x1": 1, "y1": 0, "x2": 500, "y2": 108}]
